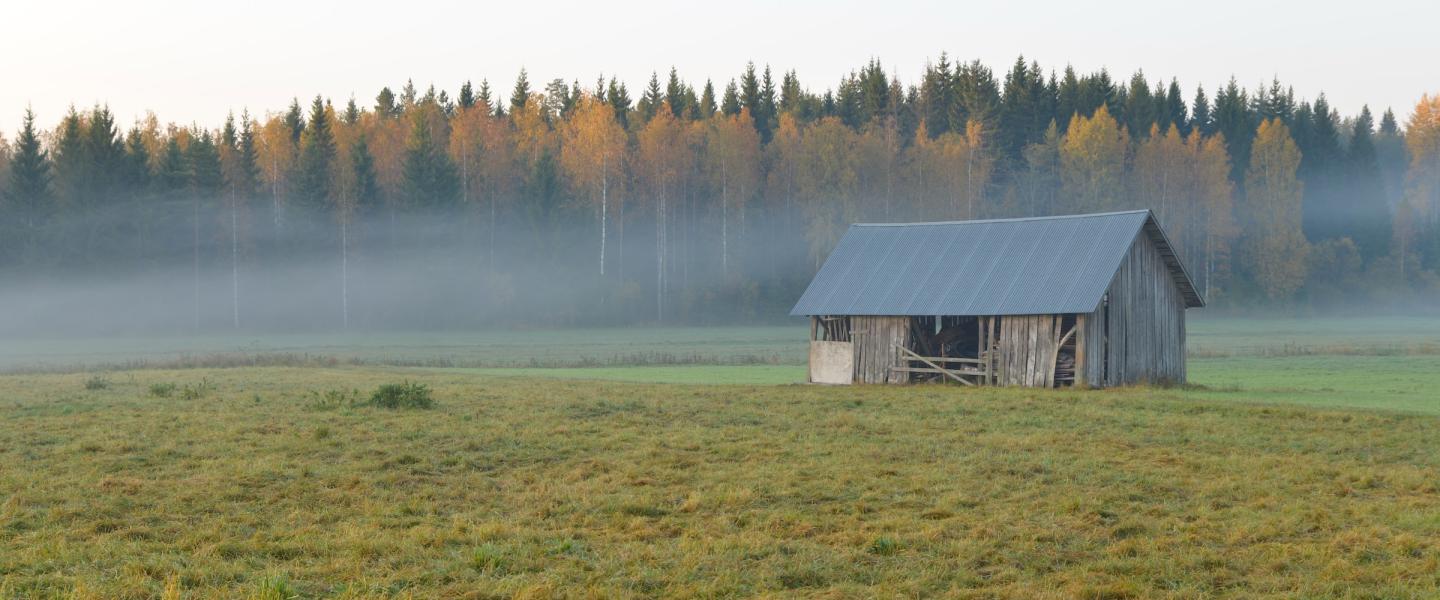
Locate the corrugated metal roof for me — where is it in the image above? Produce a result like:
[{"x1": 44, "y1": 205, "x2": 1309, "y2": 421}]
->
[{"x1": 790, "y1": 210, "x2": 1204, "y2": 317}]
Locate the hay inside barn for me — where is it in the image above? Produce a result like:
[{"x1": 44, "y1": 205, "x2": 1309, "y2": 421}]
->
[{"x1": 791, "y1": 210, "x2": 1204, "y2": 387}]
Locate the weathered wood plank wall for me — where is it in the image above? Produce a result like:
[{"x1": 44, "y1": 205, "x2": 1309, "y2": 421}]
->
[
  {"x1": 850, "y1": 316, "x2": 910, "y2": 384},
  {"x1": 996, "y1": 315, "x2": 1065, "y2": 387},
  {"x1": 1102, "y1": 232, "x2": 1188, "y2": 385}
]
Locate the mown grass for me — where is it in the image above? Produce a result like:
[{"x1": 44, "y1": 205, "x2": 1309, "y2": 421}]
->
[
  {"x1": 2, "y1": 368, "x2": 1439, "y2": 598},
  {"x1": 5, "y1": 315, "x2": 1437, "y2": 373}
]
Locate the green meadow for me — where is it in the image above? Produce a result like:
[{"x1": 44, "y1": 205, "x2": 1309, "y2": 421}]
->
[{"x1": 1, "y1": 316, "x2": 1438, "y2": 597}]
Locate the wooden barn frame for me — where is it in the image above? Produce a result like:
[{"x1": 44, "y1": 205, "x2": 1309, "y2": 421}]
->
[{"x1": 792, "y1": 210, "x2": 1204, "y2": 388}]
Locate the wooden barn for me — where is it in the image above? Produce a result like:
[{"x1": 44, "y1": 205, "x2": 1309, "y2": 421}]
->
[{"x1": 791, "y1": 210, "x2": 1204, "y2": 388}]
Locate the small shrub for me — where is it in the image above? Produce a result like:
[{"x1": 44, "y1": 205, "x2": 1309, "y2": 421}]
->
[
  {"x1": 869, "y1": 536, "x2": 900, "y2": 556},
  {"x1": 369, "y1": 381, "x2": 434, "y2": 409},
  {"x1": 471, "y1": 543, "x2": 507, "y2": 572},
  {"x1": 313, "y1": 426, "x2": 331, "y2": 440},
  {"x1": 149, "y1": 383, "x2": 177, "y2": 398},
  {"x1": 249, "y1": 575, "x2": 299, "y2": 600},
  {"x1": 180, "y1": 378, "x2": 214, "y2": 400},
  {"x1": 306, "y1": 389, "x2": 359, "y2": 411},
  {"x1": 83, "y1": 375, "x2": 110, "y2": 390}
]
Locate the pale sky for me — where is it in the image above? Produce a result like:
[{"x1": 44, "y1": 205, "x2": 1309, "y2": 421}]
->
[{"x1": 3, "y1": 0, "x2": 1435, "y2": 137}]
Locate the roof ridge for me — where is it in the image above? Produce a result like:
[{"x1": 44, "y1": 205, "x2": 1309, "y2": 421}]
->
[{"x1": 852, "y1": 210, "x2": 1151, "y2": 228}]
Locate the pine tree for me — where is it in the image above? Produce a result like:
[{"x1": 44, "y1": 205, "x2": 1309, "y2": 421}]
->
[
  {"x1": 400, "y1": 79, "x2": 417, "y2": 108},
  {"x1": 292, "y1": 95, "x2": 336, "y2": 211},
  {"x1": 375, "y1": 87, "x2": 398, "y2": 118}
]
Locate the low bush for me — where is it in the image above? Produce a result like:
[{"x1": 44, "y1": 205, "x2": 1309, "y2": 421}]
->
[
  {"x1": 148, "y1": 382, "x2": 177, "y2": 398},
  {"x1": 305, "y1": 388, "x2": 360, "y2": 411},
  {"x1": 368, "y1": 381, "x2": 434, "y2": 409},
  {"x1": 83, "y1": 375, "x2": 110, "y2": 390},
  {"x1": 180, "y1": 378, "x2": 214, "y2": 400}
]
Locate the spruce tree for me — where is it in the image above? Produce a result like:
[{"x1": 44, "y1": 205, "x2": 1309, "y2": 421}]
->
[
  {"x1": 920, "y1": 54, "x2": 954, "y2": 137},
  {"x1": 342, "y1": 98, "x2": 360, "y2": 124},
  {"x1": 779, "y1": 70, "x2": 802, "y2": 115},
  {"x1": 607, "y1": 78, "x2": 630, "y2": 128},
  {"x1": 292, "y1": 95, "x2": 336, "y2": 211},
  {"x1": 637, "y1": 72, "x2": 663, "y2": 123},
  {"x1": 155, "y1": 136, "x2": 188, "y2": 199},
  {"x1": 721, "y1": 80, "x2": 741, "y2": 116},
  {"x1": 510, "y1": 69, "x2": 532, "y2": 113},
  {"x1": 700, "y1": 80, "x2": 718, "y2": 118},
  {"x1": 1345, "y1": 105, "x2": 1390, "y2": 261},
  {"x1": 666, "y1": 68, "x2": 686, "y2": 118},
  {"x1": 52, "y1": 107, "x2": 87, "y2": 208},
  {"x1": 6, "y1": 108, "x2": 52, "y2": 262},
  {"x1": 1056, "y1": 65, "x2": 1080, "y2": 131},
  {"x1": 1191, "y1": 85, "x2": 1211, "y2": 136},
  {"x1": 401, "y1": 113, "x2": 459, "y2": 208},
  {"x1": 187, "y1": 129, "x2": 223, "y2": 196},
  {"x1": 458, "y1": 80, "x2": 475, "y2": 109},
  {"x1": 999, "y1": 56, "x2": 1036, "y2": 166},
  {"x1": 1123, "y1": 70, "x2": 1155, "y2": 137},
  {"x1": 758, "y1": 65, "x2": 778, "y2": 141},
  {"x1": 1299, "y1": 93, "x2": 1342, "y2": 241},
  {"x1": 122, "y1": 127, "x2": 151, "y2": 198},
  {"x1": 284, "y1": 98, "x2": 304, "y2": 143},
  {"x1": 239, "y1": 111, "x2": 260, "y2": 188},
  {"x1": 1160, "y1": 79, "x2": 1187, "y2": 135},
  {"x1": 1212, "y1": 78, "x2": 1252, "y2": 181},
  {"x1": 479, "y1": 80, "x2": 498, "y2": 116},
  {"x1": 350, "y1": 135, "x2": 381, "y2": 216}
]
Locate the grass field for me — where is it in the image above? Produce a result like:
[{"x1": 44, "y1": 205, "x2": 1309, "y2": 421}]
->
[{"x1": 2, "y1": 316, "x2": 1439, "y2": 597}]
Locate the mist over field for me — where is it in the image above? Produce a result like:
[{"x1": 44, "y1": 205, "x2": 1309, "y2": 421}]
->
[{"x1": 2, "y1": 60, "x2": 1438, "y2": 341}]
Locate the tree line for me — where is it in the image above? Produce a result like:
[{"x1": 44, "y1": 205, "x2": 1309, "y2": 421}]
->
[{"x1": 2, "y1": 56, "x2": 1438, "y2": 330}]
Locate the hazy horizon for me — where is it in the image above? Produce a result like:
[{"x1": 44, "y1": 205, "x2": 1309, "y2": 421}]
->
[{"x1": 4, "y1": 0, "x2": 1437, "y2": 135}]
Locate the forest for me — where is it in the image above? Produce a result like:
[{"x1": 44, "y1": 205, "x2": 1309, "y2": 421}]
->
[{"x1": 1, "y1": 56, "x2": 1438, "y2": 332}]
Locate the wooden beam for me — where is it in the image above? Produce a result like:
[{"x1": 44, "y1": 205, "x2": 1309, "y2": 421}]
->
[{"x1": 895, "y1": 345, "x2": 974, "y2": 386}]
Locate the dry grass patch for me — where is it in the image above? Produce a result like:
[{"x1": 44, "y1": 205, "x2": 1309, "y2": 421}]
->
[{"x1": 0, "y1": 368, "x2": 1437, "y2": 597}]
